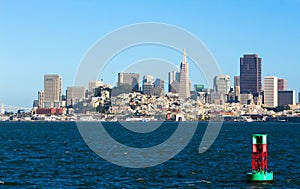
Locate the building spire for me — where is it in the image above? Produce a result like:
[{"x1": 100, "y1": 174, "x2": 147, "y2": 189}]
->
[
  {"x1": 179, "y1": 48, "x2": 190, "y2": 99},
  {"x1": 182, "y1": 48, "x2": 187, "y2": 63}
]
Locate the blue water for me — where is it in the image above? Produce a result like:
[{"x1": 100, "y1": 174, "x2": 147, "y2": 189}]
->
[{"x1": 0, "y1": 122, "x2": 299, "y2": 188}]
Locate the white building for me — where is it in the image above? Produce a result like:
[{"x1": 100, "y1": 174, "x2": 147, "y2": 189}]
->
[
  {"x1": 264, "y1": 76, "x2": 278, "y2": 108},
  {"x1": 213, "y1": 75, "x2": 231, "y2": 94}
]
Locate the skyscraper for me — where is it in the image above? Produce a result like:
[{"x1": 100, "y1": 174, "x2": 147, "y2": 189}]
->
[
  {"x1": 213, "y1": 75, "x2": 231, "y2": 94},
  {"x1": 264, "y1": 76, "x2": 278, "y2": 108},
  {"x1": 278, "y1": 90, "x2": 295, "y2": 106},
  {"x1": 117, "y1": 72, "x2": 140, "y2": 91},
  {"x1": 234, "y1": 76, "x2": 240, "y2": 101},
  {"x1": 168, "y1": 68, "x2": 180, "y2": 93},
  {"x1": 277, "y1": 78, "x2": 287, "y2": 91},
  {"x1": 142, "y1": 75, "x2": 154, "y2": 95},
  {"x1": 178, "y1": 49, "x2": 190, "y2": 98},
  {"x1": 44, "y1": 74, "x2": 62, "y2": 102},
  {"x1": 240, "y1": 54, "x2": 262, "y2": 95},
  {"x1": 153, "y1": 78, "x2": 164, "y2": 97},
  {"x1": 38, "y1": 90, "x2": 44, "y2": 108},
  {"x1": 211, "y1": 75, "x2": 230, "y2": 104}
]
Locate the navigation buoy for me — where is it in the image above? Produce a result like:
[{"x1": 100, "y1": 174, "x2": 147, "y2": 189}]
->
[{"x1": 246, "y1": 134, "x2": 273, "y2": 182}]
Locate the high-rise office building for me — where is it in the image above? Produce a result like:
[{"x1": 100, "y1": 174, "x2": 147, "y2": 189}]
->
[
  {"x1": 213, "y1": 75, "x2": 231, "y2": 94},
  {"x1": 240, "y1": 54, "x2": 262, "y2": 95},
  {"x1": 66, "y1": 86, "x2": 86, "y2": 106},
  {"x1": 234, "y1": 76, "x2": 240, "y2": 101},
  {"x1": 117, "y1": 72, "x2": 140, "y2": 91},
  {"x1": 44, "y1": 74, "x2": 62, "y2": 102},
  {"x1": 278, "y1": 90, "x2": 295, "y2": 106},
  {"x1": 178, "y1": 49, "x2": 190, "y2": 98},
  {"x1": 277, "y1": 78, "x2": 287, "y2": 91},
  {"x1": 211, "y1": 75, "x2": 230, "y2": 104},
  {"x1": 142, "y1": 75, "x2": 154, "y2": 95},
  {"x1": 153, "y1": 78, "x2": 164, "y2": 97},
  {"x1": 264, "y1": 76, "x2": 278, "y2": 108},
  {"x1": 168, "y1": 68, "x2": 180, "y2": 93},
  {"x1": 38, "y1": 90, "x2": 44, "y2": 108}
]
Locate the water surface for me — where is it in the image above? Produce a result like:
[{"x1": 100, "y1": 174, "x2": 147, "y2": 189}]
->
[{"x1": 0, "y1": 122, "x2": 299, "y2": 188}]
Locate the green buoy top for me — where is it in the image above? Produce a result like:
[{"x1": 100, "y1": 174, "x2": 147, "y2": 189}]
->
[{"x1": 252, "y1": 134, "x2": 268, "y2": 144}]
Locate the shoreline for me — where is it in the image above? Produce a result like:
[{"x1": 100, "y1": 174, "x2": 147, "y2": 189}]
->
[{"x1": 1, "y1": 120, "x2": 300, "y2": 123}]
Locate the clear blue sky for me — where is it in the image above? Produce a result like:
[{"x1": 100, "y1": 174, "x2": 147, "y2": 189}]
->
[{"x1": 1, "y1": 0, "x2": 300, "y2": 107}]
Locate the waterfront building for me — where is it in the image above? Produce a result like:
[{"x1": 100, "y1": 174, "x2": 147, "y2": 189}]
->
[
  {"x1": 66, "y1": 86, "x2": 86, "y2": 106},
  {"x1": 118, "y1": 72, "x2": 140, "y2": 91},
  {"x1": 264, "y1": 76, "x2": 278, "y2": 108},
  {"x1": 234, "y1": 76, "x2": 240, "y2": 102},
  {"x1": 44, "y1": 74, "x2": 62, "y2": 102},
  {"x1": 178, "y1": 49, "x2": 190, "y2": 98},
  {"x1": 38, "y1": 90, "x2": 44, "y2": 108},
  {"x1": 277, "y1": 78, "x2": 287, "y2": 91},
  {"x1": 278, "y1": 90, "x2": 295, "y2": 106},
  {"x1": 240, "y1": 54, "x2": 262, "y2": 95},
  {"x1": 36, "y1": 108, "x2": 63, "y2": 115}
]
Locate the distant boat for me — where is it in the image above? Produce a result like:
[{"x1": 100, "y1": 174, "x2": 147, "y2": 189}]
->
[{"x1": 242, "y1": 116, "x2": 254, "y2": 122}]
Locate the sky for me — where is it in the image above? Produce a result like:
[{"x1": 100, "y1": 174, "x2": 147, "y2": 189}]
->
[{"x1": 1, "y1": 0, "x2": 300, "y2": 107}]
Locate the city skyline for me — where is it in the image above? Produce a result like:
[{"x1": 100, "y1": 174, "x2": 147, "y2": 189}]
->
[
  {"x1": 1, "y1": 1, "x2": 300, "y2": 107},
  {"x1": 2, "y1": 51, "x2": 300, "y2": 109},
  {"x1": 36, "y1": 52, "x2": 296, "y2": 108}
]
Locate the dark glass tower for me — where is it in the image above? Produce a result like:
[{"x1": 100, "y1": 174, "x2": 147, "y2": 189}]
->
[{"x1": 240, "y1": 54, "x2": 262, "y2": 95}]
